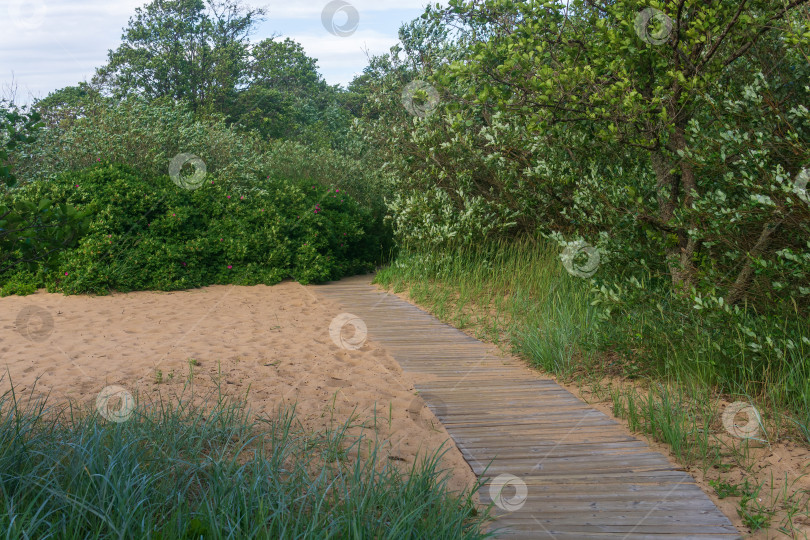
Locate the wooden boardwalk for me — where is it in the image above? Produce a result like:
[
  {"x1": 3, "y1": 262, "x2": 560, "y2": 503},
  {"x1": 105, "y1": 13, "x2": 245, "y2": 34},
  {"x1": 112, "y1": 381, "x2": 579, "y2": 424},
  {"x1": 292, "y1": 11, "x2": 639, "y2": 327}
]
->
[{"x1": 313, "y1": 275, "x2": 740, "y2": 539}]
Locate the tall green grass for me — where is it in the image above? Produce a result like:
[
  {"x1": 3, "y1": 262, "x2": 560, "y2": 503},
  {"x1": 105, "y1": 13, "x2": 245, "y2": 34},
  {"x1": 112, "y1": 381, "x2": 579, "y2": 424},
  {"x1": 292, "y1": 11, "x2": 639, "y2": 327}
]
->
[
  {"x1": 377, "y1": 241, "x2": 598, "y2": 377},
  {"x1": 0, "y1": 382, "x2": 489, "y2": 539},
  {"x1": 375, "y1": 239, "x2": 810, "y2": 444}
]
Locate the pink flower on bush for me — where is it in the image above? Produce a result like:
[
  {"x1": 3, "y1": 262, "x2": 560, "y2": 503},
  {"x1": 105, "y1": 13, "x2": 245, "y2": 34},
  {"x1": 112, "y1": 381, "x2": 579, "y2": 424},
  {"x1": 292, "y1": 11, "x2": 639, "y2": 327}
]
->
[
  {"x1": 64, "y1": 272, "x2": 69, "y2": 276},
  {"x1": 227, "y1": 195, "x2": 231, "y2": 199},
  {"x1": 227, "y1": 265, "x2": 232, "y2": 269},
  {"x1": 172, "y1": 213, "x2": 176, "y2": 217}
]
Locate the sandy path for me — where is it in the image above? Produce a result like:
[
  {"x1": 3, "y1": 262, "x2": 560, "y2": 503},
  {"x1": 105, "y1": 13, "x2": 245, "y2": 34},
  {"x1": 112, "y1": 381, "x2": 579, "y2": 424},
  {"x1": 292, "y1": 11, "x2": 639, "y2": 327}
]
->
[{"x1": 0, "y1": 282, "x2": 478, "y2": 494}]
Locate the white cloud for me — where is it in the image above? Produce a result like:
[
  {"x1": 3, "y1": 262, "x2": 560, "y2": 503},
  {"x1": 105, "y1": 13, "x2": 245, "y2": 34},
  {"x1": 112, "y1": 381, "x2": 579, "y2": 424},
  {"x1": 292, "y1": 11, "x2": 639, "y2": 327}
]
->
[
  {"x1": 293, "y1": 30, "x2": 401, "y2": 84},
  {"x1": 264, "y1": 0, "x2": 430, "y2": 19}
]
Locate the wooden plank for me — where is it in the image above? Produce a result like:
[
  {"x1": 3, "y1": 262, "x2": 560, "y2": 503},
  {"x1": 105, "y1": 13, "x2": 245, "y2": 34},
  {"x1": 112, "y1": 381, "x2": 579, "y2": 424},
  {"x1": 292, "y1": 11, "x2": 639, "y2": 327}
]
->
[{"x1": 312, "y1": 275, "x2": 740, "y2": 539}]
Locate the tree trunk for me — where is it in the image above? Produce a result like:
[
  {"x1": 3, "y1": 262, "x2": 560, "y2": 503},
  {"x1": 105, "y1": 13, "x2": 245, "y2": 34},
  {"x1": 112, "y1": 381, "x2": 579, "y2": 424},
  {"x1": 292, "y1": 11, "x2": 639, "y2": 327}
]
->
[
  {"x1": 650, "y1": 150, "x2": 695, "y2": 290},
  {"x1": 726, "y1": 217, "x2": 784, "y2": 305},
  {"x1": 650, "y1": 124, "x2": 699, "y2": 291}
]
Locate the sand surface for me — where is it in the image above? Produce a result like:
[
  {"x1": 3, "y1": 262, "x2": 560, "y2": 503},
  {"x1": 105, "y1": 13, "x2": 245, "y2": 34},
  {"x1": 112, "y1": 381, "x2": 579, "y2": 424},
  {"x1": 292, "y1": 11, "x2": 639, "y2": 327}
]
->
[{"x1": 0, "y1": 282, "x2": 478, "y2": 495}]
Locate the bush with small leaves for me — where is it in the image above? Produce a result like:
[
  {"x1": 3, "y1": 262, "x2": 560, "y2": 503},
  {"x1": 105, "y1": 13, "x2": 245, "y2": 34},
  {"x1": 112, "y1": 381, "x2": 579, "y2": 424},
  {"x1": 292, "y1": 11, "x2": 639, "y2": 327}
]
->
[{"x1": 2, "y1": 164, "x2": 386, "y2": 294}]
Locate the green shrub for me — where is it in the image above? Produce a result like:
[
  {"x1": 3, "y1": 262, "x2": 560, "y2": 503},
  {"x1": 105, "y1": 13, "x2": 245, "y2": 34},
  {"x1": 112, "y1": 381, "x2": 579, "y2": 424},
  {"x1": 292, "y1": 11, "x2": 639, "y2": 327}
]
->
[
  {"x1": 0, "y1": 195, "x2": 91, "y2": 276},
  {"x1": 1, "y1": 101, "x2": 92, "y2": 276},
  {"x1": 1, "y1": 101, "x2": 42, "y2": 188},
  {"x1": 24, "y1": 97, "x2": 386, "y2": 216},
  {"x1": 21, "y1": 98, "x2": 269, "y2": 188},
  {"x1": 4, "y1": 163, "x2": 386, "y2": 294},
  {"x1": 0, "y1": 269, "x2": 38, "y2": 296}
]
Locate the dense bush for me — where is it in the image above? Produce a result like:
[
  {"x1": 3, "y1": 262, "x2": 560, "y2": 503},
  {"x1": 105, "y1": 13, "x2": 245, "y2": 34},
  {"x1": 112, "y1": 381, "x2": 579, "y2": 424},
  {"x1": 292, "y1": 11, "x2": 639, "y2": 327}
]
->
[
  {"x1": 20, "y1": 94, "x2": 389, "y2": 232},
  {"x1": 1, "y1": 102, "x2": 91, "y2": 283},
  {"x1": 0, "y1": 93, "x2": 393, "y2": 295},
  {"x1": 19, "y1": 97, "x2": 271, "y2": 187},
  {"x1": 1, "y1": 102, "x2": 42, "y2": 188},
  {"x1": 2, "y1": 163, "x2": 385, "y2": 294},
  {"x1": 359, "y1": 0, "x2": 810, "y2": 311}
]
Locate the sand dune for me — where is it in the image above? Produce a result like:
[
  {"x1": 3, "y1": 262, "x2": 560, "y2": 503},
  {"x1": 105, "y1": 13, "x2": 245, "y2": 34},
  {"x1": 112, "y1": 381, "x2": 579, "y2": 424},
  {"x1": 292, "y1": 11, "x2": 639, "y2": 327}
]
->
[{"x1": 0, "y1": 282, "x2": 477, "y2": 494}]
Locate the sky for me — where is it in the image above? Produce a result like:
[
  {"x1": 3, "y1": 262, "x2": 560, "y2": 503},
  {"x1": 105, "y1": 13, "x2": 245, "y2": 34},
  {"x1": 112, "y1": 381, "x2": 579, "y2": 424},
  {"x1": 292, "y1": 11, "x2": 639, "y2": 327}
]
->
[{"x1": 0, "y1": 0, "x2": 435, "y2": 104}]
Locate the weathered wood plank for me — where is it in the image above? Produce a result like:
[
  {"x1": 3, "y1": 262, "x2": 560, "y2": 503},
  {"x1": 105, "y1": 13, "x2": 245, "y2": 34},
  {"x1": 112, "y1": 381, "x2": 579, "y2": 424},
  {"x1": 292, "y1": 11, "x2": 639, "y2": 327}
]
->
[{"x1": 313, "y1": 275, "x2": 740, "y2": 538}]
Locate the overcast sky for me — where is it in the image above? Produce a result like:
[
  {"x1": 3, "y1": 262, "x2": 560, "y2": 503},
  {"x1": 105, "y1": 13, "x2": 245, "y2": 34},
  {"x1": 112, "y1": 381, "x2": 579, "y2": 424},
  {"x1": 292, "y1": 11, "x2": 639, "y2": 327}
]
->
[{"x1": 1, "y1": 0, "x2": 433, "y2": 104}]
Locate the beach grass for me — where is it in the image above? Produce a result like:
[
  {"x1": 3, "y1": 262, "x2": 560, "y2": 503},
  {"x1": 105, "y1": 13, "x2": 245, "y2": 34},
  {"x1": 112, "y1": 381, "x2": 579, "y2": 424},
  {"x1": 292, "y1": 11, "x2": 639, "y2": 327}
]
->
[
  {"x1": 0, "y1": 381, "x2": 489, "y2": 539},
  {"x1": 374, "y1": 239, "x2": 810, "y2": 442}
]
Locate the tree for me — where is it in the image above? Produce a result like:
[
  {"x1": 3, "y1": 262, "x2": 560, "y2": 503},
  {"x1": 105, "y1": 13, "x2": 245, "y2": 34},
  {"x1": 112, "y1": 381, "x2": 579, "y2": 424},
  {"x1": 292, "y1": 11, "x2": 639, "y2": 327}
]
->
[
  {"x1": 34, "y1": 83, "x2": 104, "y2": 127},
  {"x1": 94, "y1": 0, "x2": 264, "y2": 113},
  {"x1": 248, "y1": 38, "x2": 325, "y2": 98},
  {"x1": 231, "y1": 38, "x2": 350, "y2": 146},
  {"x1": 438, "y1": 0, "x2": 810, "y2": 302}
]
